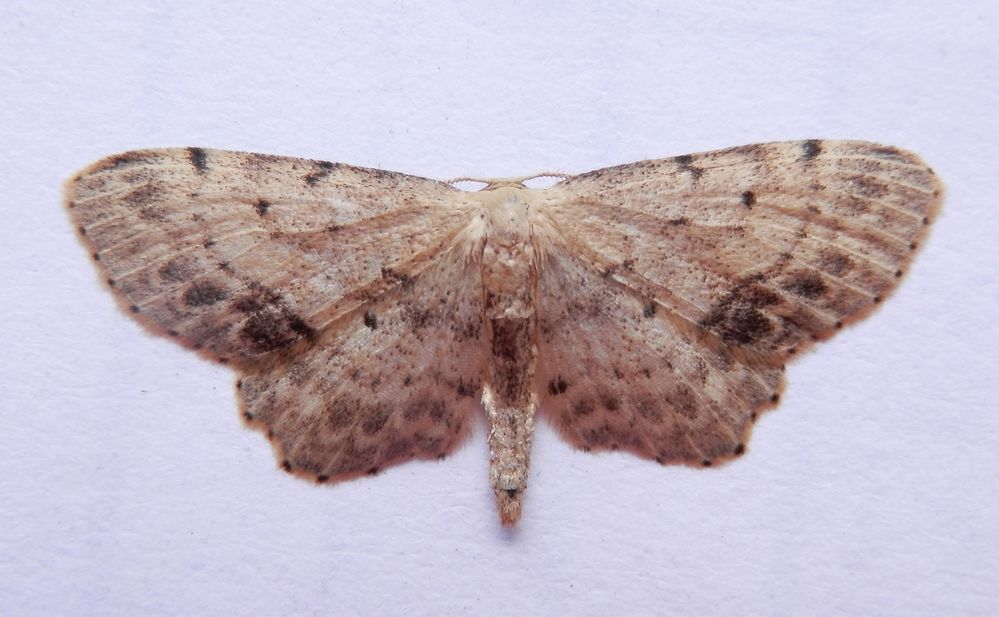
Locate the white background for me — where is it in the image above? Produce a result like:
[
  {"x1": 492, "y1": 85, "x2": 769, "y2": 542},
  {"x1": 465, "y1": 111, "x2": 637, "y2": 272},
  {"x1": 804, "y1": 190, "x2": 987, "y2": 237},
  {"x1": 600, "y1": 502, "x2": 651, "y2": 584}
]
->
[{"x1": 2, "y1": 2, "x2": 997, "y2": 616}]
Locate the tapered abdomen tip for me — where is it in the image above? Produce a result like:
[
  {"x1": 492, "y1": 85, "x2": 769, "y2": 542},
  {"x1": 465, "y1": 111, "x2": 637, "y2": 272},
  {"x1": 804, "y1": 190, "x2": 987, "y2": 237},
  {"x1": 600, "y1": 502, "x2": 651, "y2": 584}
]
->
[{"x1": 495, "y1": 488, "x2": 523, "y2": 526}]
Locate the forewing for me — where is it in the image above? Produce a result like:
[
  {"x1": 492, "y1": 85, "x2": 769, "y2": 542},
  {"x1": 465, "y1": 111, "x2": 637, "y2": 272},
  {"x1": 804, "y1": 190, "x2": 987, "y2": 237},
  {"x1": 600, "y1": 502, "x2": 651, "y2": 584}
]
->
[
  {"x1": 238, "y1": 239, "x2": 485, "y2": 481},
  {"x1": 66, "y1": 148, "x2": 474, "y2": 366},
  {"x1": 535, "y1": 245, "x2": 783, "y2": 465},
  {"x1": 545, "y1": 140, "x2": 942, "y2": 357}
]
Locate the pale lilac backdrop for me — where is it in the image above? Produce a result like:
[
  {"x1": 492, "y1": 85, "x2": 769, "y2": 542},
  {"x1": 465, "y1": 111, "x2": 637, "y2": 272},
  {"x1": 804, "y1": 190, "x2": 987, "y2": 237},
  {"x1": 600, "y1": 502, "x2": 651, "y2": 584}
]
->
[{"x1": 2, "y1": 2, "x2": 996, "y2": 616}]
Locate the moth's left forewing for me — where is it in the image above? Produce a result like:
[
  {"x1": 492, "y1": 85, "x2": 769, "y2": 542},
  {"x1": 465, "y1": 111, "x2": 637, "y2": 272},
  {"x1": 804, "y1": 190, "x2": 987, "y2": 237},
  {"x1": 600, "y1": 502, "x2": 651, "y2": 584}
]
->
[{"x1": 66, "y1": 148, "x2": 476, "y2": 368}]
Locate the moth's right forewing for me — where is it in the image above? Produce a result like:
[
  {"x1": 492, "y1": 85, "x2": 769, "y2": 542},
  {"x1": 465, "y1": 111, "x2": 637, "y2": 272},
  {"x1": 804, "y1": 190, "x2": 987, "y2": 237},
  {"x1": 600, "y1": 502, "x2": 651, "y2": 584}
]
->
[{"x1": 545, "y1": 140, "x2": 942, "y2": 358}]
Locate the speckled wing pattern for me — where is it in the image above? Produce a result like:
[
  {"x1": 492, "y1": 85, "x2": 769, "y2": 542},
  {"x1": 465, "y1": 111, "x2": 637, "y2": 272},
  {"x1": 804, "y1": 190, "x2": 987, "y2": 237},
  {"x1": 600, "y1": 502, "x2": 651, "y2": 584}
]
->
[
  {"x1": 237, "y1": 240, "x2": 486, "y2": 481},
  {"x1": 68, "y1": 148, "x2": 483, "y2": 477},
  {"x1": 536, "y1": 140, "x2": 940, "y2": 466},
  {"x1": 65, "y1": 140, "x2": 941, "y2": 525},
  {"x1": 68, "y1": 149, "x2": 476, "y2": 366}
]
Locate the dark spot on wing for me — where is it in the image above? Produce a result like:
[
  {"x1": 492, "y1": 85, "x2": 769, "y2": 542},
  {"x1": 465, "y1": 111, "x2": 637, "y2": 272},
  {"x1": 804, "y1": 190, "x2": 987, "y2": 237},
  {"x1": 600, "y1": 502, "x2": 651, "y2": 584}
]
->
[
  {"x1": 381, "y1": 267, "x2": 412, "y2": 286},
  {"x1": 599, "y1": 391, "x2": 620, "y2": 412},
  {"x1": 724, "y1": 143, "x2": 769, "y2": 160},
  {"x1": 255, "y1": 199, "x2": 271, "y2": 216},
  {"x1": 849, "y1": 175, "x2": 890, "y2": 198},
  {"x1": 674, "y1": 154, "x2": 704, "y2": 180},
  {"x1": 159, "y1": 255, "x2": 198, "y2": 283},
  {"x1": 706, "y1": 306, "x2": 772, "y2": 346},
  {"x1": 547, "y1": 375, "x2": 568, "y2": 396},
  {"x1": 235, "y1": 288, "x2": 315, "y2": 353},
  {"x1": 362, "y1": 409, "x2": 389, "y2": 434},
  {"x1": 699, "y1": 276, "x2": 783, "y2": 346},
  {"x1": 783, "y1": 272, "x2": 828, "y2": 299},
  {"x1": 456, "y1": 378, "x2": 476, "y2": 398},
  {"x1": 801, "y1": 140, "x2": 822, "y2": 160},
  {"x1": 363, "y1": 311, "x2": 378, "y2": 330},
  {"x1": 642, "y1": 300, "x2": 657, "y2": 318},
  {"x1": 136, "y1": 204, "x2": 167, "y2": 221},
  {"x1": 239, "y1": 313, "x2": 293, "y2": 352},
  {"x1": 867, "y1": 145, "x2": 909, "y2": 162},
  {"x1": 188, "y1": 147, "x2": 208, "y2": 173},
  {"x1": 324, "y1": 400, "x2": 354, "y2": 429},
  {"x1": 428, "y1": 400, "x2": 447, "y2": 422},
  {"x1": 304, "y1": 160, "x2": 336, "y2": 186},
  {"x1": 285, "y1": 314, "x2": 314, "y2": 338},
  {"x1": 581, "y1": 424, "x2": 612, "y2": 447},
  {"x1": 124, "y1": 184, "x2": 161, "y2": 208},
  {"x1": 741, "y1": 190, "x2": 756, "y2": 208},
  {"x1": 671, "y1": 384, "x2": 698, "y2": 420},
  {"x1": 183, "y1": 280, "x2": 229, "y2": 306},
  {"x1": 820, "y1": 251, "x2": 854, "y2": 276},
  {"x1": 403, "y1": 399, "x2": 426, "y2": 421},
  {"x1": 572, "y1": 397, "x2": 595, "y2": 417}
]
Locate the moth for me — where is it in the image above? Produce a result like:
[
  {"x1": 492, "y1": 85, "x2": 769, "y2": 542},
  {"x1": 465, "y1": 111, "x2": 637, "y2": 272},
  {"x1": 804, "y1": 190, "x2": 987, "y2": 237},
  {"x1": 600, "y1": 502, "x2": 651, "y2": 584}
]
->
[{"x1": 66, "y1": 140, "x2": 941, "y2": 525}]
